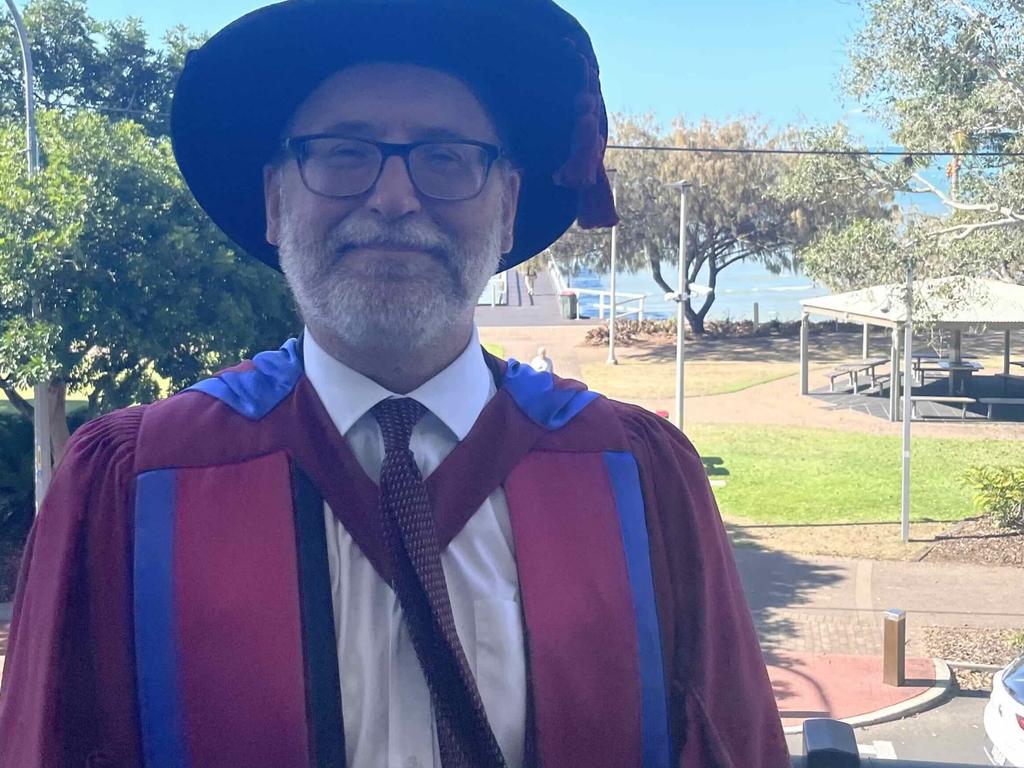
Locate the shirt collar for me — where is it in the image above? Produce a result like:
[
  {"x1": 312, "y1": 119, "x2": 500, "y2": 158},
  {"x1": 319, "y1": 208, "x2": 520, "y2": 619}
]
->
[{"x1": 303, "y1": 326, "x2": 494, "y2": 441}]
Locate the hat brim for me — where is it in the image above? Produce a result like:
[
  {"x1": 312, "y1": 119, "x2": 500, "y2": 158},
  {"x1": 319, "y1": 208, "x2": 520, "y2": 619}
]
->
[{"x1": 171, "y1": 1, "x2": 590, "y2": 273}]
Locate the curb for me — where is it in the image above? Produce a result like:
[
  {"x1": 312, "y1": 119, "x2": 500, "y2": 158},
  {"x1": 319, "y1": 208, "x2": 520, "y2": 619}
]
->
[{"x1": 781, "y1": 658, "x2": 952, "y2": 735}]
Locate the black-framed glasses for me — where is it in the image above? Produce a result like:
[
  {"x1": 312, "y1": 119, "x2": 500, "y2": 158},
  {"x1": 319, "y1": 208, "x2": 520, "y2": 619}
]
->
[{"x1": 282, "y1": 134, "x2": 503, "y2": 201}]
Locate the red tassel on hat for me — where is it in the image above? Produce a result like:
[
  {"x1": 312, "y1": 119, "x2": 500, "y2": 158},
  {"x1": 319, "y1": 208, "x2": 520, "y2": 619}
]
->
[{"x1": 552, "y1": 40, "x2": 619, "y2": 229}]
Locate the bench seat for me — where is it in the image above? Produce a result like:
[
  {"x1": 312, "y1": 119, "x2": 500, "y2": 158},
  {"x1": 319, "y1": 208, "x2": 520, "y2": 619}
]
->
[
  {"x1": 978, "y1": 397, "x2": 1024, "y2": 419},
  {"x1": 904, "y1": 395, "x2": 977, "y2": 420}
]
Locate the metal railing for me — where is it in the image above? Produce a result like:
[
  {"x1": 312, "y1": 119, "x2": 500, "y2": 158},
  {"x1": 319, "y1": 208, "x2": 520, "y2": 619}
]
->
[
  {"x1": 790, "y1": 719, "x2": 989, "y2": 768},
  {"x1": 572, "y1": 287, "x2": 649, "y2": 321},
  {"x1": 546, "y1": 263, "x2": 649, "y2": 320}
]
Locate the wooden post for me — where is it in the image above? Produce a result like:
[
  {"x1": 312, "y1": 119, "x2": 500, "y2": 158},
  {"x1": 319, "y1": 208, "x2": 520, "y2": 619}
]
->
[
  {"x1": 753, "y1": 302, "x2": 759, "y2": 330},
  {"x1": 883, "y1": 609, "x2": 906, "y2": 686},
  {"x1": 862, "y1": 323, "x2": 870, "y2": 359},
  {"x1": 1005, "y1": 330, "x2": 1012, "y2": 376}
]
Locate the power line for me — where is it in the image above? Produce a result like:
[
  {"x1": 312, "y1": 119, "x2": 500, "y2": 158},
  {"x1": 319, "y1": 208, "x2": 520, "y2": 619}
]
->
[{"x1": 606, "y1": 143, "x2": 1024, "y2": 158}]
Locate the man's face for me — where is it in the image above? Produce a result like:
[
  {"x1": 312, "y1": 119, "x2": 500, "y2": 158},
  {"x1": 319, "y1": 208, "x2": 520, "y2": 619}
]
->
[{"x1": 264, "y1": 62, "x2": 521, "y2": 351}]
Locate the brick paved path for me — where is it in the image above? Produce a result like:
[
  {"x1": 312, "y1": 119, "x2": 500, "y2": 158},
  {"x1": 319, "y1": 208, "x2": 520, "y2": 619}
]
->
[{"x1": 735, "y1": 548, "x2": 1024, "y2": 661}]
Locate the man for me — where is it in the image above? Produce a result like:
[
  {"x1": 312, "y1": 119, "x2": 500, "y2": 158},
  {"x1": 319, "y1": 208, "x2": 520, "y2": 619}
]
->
[
  {"x1": 0, "y1": 2, "x2": 788, "y2": 767},
  {"x1": 529, "y1": 346, "x2": 554, "y2": 374}
]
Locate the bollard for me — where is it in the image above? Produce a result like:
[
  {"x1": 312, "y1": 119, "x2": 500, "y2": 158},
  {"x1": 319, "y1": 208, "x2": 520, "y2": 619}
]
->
[{"x1": 883, "y1": 609, "x2": 906, "y2": 686}]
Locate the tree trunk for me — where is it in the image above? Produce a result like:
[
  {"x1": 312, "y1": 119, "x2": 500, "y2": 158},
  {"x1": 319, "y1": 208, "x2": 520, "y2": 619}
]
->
[
  {"x1": 0, "y1": 378, "x2": 34, "y2": 421},
  {"x1": 647, "y1": 243, "x2": 674, "y2": 295},
  {"x1": 685, "y1": 257, "x2": 721, "y2": 335},
  {"x1": 685, "y1": 305, "x2": 706, "y2": 335}
]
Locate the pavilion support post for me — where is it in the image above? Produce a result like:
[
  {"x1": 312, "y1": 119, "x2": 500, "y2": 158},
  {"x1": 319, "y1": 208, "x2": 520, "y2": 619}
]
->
[
  {"x1": 890, "y1": 327, "x2": 900, "y2": 422},
  {"x1": 951, "y1": 330, "x2": 962, "y2": 363},
  {"x1": 862, "y1": 323, "x2": 870, "y2": 359},
  {"x1": 1004, "y1": 330, "x2": 1012, "y2": 376},
  {"x1": 800, "y1": 312, "x2": 809, "y2": 395}
]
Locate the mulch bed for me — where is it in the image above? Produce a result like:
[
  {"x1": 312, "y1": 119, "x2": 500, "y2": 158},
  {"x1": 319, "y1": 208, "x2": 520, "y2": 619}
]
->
[
  {"x1": 919, "y1": 516, "x2": 1024, "y2": 568},
  {"x1": 920, "y1": 626, "x2": 1024, "y2": 692},
  {"x1": 0, "y1": 540, "x2": 23, "y2": 603}
]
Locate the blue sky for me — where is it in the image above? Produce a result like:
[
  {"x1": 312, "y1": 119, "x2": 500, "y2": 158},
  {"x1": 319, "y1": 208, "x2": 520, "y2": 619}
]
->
[{"x1": 85, "y1": 0, "x2": 888, "y2": 143}]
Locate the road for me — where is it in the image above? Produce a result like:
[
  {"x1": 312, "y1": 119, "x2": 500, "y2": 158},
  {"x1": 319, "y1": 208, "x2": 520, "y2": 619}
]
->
[{"x1": 785, "y1": 693, "x2": 995, "y2": 766}]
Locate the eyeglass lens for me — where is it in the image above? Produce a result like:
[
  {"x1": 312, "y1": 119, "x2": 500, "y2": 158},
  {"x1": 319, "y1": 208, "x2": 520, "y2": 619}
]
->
[{"x1": 298, "y1": 138, "x2": 491, "y2": 200}]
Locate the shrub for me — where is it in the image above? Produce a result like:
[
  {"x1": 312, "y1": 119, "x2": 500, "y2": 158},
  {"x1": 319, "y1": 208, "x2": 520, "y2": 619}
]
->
[
  {"x1": 961, "y1": 464, "x2": 1024, "y2": 530},
  {"x1": 0, "y1": 413, "x2": 36, "y2": 543},
  {"x1": 0, "y1": 409, "x2": 91, "y2": 543},
  {"x1": 1012, "y1": 629, "x2": 1024, "y2": 654}
]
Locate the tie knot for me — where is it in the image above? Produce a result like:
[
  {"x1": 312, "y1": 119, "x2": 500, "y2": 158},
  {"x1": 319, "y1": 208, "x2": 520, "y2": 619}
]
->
[{"x1": 371, "y1": 397, "x2": 428, "y2": 453}]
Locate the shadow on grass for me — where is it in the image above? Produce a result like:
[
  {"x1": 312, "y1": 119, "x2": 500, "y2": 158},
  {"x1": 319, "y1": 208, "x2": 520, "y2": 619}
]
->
[{"x1": 701, "y1": 455, "x2": 730, "y2": 478}]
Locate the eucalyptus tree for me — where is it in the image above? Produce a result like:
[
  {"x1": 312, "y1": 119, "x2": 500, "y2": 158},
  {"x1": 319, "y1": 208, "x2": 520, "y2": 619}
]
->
[{"x1": 546, "y1": 115, "x2": 882, "y2": 333}]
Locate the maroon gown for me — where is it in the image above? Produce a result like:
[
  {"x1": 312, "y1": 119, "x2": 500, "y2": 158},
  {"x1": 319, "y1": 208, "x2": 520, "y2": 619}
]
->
[{"x1": 0, "y1": 342, "x2": 788, "y2": 768}]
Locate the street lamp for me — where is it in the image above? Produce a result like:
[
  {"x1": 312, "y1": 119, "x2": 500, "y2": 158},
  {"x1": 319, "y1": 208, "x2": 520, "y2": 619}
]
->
[
  {"x1": 667, "y1": 180, "x2": 692, "y2": 430},
  {"x1": 4, "y1": 0, "x2": 50, "y2": 511},
  {"x1": 606, "y1": 168, "x2": 619, "y2": 365}
]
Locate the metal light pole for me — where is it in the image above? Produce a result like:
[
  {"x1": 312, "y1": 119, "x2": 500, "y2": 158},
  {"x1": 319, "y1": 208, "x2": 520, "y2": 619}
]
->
[
  {"x1": 606, "y1": 169, "x2": 619, "y2": 365},
  {"x1": 669, "y1": 181, "x2": 692, "y2": 430},
  {"x1": 901, "y1": 259, "x2": 914, "y2": 544},
  {"x1": 5, "y1": 0, "x2": 50, "y2": 511}
]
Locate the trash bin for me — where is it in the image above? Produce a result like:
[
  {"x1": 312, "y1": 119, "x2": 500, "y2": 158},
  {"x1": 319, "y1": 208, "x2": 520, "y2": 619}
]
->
[{"x1": 558, "y1": 290, "x2": 578, "y2": 319}]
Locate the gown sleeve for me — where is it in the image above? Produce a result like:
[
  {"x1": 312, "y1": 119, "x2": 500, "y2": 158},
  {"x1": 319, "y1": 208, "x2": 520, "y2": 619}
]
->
[
  {"x1": 0, "y1": 407, "x2": 145, "y2": 768},
  {"x1": 620, "y1": 403, "x2": 789, "y2": 768}
]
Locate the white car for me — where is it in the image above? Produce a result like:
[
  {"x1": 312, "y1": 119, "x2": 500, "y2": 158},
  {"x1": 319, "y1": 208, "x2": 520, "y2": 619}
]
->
[{"x1": 986, "y1": 654, "x2": 1024, "y2": 766}]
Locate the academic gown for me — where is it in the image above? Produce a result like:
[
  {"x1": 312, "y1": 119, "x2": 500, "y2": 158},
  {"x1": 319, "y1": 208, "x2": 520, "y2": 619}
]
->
[{"x1": 0, "y1": 340, "x2": 789, "y2": 768}]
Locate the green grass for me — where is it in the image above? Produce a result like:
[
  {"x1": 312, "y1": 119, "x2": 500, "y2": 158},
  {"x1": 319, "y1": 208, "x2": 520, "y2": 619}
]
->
[
  {"x1": 483, "y1": 343, "x2": 505, "y2": 359},
  {"x1": 581, "y1": 360, "x2": 800, "y2": 399},
  {"x1": 689, "y1": 424, "x2": 1022, "y2": 524}
]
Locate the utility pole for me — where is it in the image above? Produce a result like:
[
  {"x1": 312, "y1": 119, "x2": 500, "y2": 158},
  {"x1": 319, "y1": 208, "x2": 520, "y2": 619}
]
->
[
  {"x1": 901, "y1": 259, "x2": 913, "y2": 544},
  {"x1": 606, "y1": 169, "x2": 619, "y2": 365},
  {"x1": 5, "y1": 0, "x2": 51, "y2": 511},
  {"x1": 669, "y1": 181, "x2": 692, "y2": 430}
]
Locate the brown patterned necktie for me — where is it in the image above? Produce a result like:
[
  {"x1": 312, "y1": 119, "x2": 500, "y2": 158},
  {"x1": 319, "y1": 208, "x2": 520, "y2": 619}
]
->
[{"x1": 371, "y1": 397, "x2": 507, "y2": 768}]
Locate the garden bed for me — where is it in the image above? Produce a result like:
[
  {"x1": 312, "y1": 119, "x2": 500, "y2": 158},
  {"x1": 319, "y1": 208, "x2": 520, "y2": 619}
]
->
[{"x1": 920, "y1": 516, "x2": 1024, "y2": 568}]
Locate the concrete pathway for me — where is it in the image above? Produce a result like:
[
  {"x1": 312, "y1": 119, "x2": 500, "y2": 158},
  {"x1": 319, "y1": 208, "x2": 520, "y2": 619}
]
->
[{"x1": 476, "y1": 270, "x2": 595, "y2": 327}]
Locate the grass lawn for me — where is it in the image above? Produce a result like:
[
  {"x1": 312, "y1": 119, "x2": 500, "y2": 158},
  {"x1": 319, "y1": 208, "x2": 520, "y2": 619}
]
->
[
  {"x1": 688, "y1": 424, "x2": 1022, "y2": 525},
  {"x1": 581, "y1": 360, "x2": 801, "y2": 399},
  {"x1": 482, "y1": 343, "x2": 505, "y2": 359}
]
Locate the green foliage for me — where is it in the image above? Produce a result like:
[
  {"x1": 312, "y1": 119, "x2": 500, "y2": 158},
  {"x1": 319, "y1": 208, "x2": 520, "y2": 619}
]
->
[
  {"x1": 793, "y1": 0, "x2": 1024, "y2": 291},
  {"x1": 0, "y1": 109, "x2": 299, "y2": 418},
  {"x1": 1012, "y1": 629, "x2": 1024, "y2": 653},
  {"x1": 0, "y1": 412, "x2": 33, "y2": 541},
  {"x1": 0, "y1": 0, "x2": 206, "y2": 136},
  {"x1": 0, "y1": 406, "x2": 90, "y2": 541},
  {"x1": 961, "y1": 464, "x2": 1024, "y2": 530}
]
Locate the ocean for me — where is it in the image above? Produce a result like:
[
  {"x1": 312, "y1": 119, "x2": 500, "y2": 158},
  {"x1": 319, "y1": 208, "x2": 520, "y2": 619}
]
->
[{"x1": 564, "y1": 259, "x2": 828, "y2": 322}]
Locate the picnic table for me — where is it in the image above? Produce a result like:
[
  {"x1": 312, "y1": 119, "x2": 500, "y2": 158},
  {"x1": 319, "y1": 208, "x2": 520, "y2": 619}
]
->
[
  {"x1": 826, "y1": 358, "x2": 890, "y2": 393},
  {"x1": 936, "y1": 359, "x2": 983, "y2": 395}
]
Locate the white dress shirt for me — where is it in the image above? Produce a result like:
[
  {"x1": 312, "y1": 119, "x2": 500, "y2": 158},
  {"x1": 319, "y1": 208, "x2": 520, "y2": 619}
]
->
[{"x1": 303, "y1": 328, "x2": 526, "y2": 768}]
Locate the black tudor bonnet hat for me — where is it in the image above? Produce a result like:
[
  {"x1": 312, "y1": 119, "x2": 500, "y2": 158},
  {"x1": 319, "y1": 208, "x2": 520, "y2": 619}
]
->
[{"x1": 170, "y1": 0, "x2": 619, "y2": 273}]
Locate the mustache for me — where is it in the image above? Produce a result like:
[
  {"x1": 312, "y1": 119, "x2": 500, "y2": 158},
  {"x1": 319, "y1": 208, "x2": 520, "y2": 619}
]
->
[{"x1": 326, "y1": 216, "x2": 455, "y2": 260}]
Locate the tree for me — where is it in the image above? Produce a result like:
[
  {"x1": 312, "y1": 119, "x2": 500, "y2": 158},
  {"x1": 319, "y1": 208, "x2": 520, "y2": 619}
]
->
[
  {"x1": 829, "y1": 0, "x2": 1024, "y2": 283},
  {"x1": 0, "y1": 110, "x2": 299, "y2": 462},
  {"x1": 0, "y1": 0, "x2": 205, "y2": 136},
  {"x1": 545, "y1": 115, "x2": 887, "y2": 333}
]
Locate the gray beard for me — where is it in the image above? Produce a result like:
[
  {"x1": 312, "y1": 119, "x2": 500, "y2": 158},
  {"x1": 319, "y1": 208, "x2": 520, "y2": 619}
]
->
[{"x1": 277, "y1": 210, "x2": 502, "y2": 352}]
